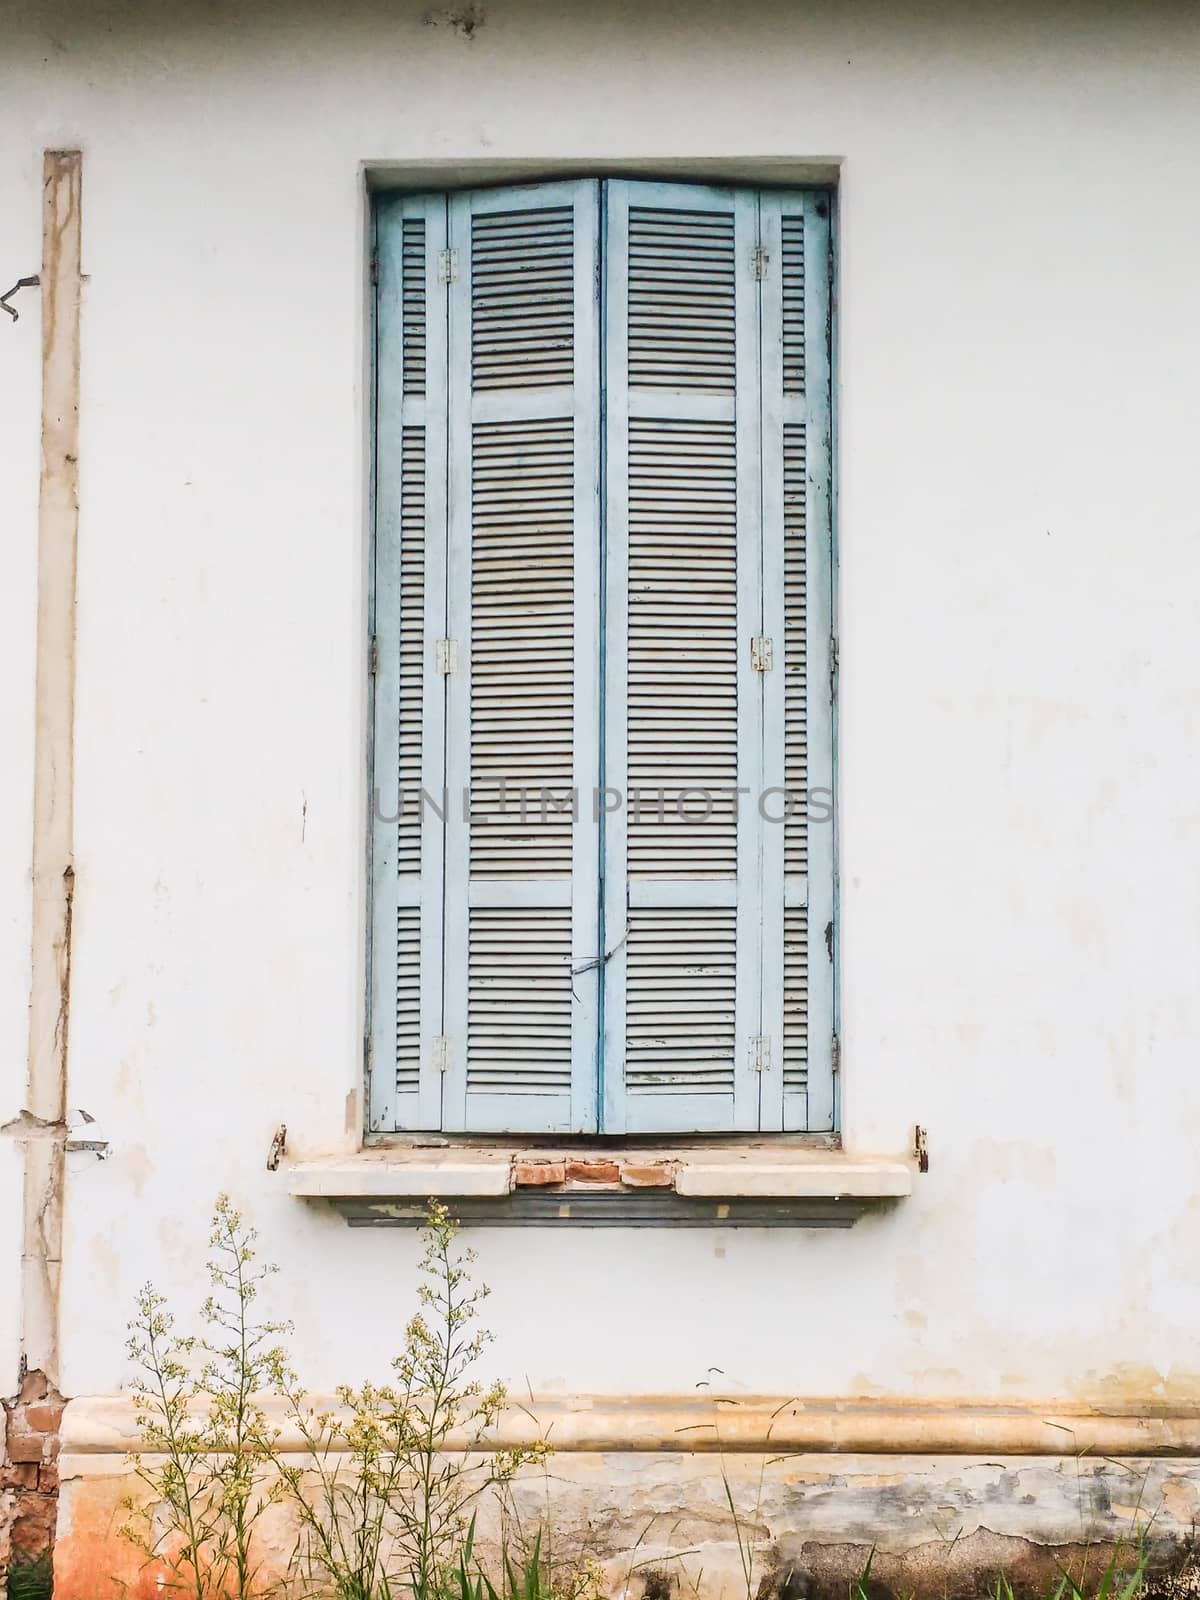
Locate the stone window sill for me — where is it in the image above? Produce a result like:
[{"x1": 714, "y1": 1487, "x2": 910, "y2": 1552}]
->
[{"x1": 286, "y1": 1145, "x2": 912, "y2": 1227}]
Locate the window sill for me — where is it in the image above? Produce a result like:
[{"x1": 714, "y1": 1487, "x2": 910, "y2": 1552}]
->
[{"x1": 286, "y1": 1145, "x2": 912, "y2": 1227}]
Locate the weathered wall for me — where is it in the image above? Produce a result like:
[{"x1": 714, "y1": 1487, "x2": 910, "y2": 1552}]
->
[
  {"x1": 2, "y1": 0, "x2": 1200, "y2": 1588},
  {"x1": 49, "y1": 1445, "x2": 1200, "y2": 1600},
  {"x1": 0, "y1": 72, "x2": 43, "y2": 1583}
]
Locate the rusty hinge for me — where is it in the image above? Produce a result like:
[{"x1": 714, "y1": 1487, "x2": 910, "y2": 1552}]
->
[
  {"x1": 438, "y1": 249, "x2": 459, "y2": 284},
  {"x1": 750, "y1": 246, "x2": 769, "y2": 281},
  {"x1": 266, "y1": 1123, "x2": 287, "y2": 1172},
  {"x1": 913, "y1": 1124, "x2": 929, "y2": 1174},
  {"x1": 435, "y1": 638, "x2": 458, "y2": 675},
  {"x1": 750, "y1": 1035, "x2": 771, "y2": 1074},
  {"x1": 65, "y1": 1108, "x2": 110, "y2": 1159},
  {"x1": 831, "y1": 1033, "x2": 840, "y2": 1075},
  {"x1": 369, "y1": 635, "x2": 378, "y2": 676},
  {"x1": 750, "y1": 635, "x2": 774, "y2": 673},
  {"x1": 432, "y1": 1034, "x2": 449, "y2": 1074}
]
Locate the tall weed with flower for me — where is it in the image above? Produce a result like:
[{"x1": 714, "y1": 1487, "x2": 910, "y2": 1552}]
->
[
  {"x1": 122, "y1": 1195, "x2": 291, "y2": 1600},
  {"x1": 274, "y1": 1200, "x2": 549, "y2": 1600}
]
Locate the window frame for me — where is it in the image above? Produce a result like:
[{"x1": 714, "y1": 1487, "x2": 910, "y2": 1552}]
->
[{"x1": 366, "y1": 174, "x2": 839, "y2": 1143}]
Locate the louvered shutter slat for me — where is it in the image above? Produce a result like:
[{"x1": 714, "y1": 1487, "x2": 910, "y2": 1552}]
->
[
  {"x1": 402, "y1": 218, "x2": 427, "y2": 394},
  {"x1": 396, "y1": 428, "x2": 425, "y2": 878},
  {"x1": 759, "y1": 192, "x2": 835, "y2": 1133},
  {"x1": 442, "y1": 182, "x2": 601, "y2": 1134},
  {"x1": 370, "y1": 196, "x2": 449, "y2": 1133},
  {"x1": 603, "y1": 181, "x2": 764, "y2": 1135}
]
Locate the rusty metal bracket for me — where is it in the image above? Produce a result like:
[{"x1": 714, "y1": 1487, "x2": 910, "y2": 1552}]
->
[
  {"x1": 914, "y1": 1125, "x2": 929, "y2": 1173},
  {"x1": 266, "y1": 1123, "x2": 288, "y2": 1172},
  {"x1": 1, "y1": 274, "x2": 39, "y2": 322},
  {"x1": 65, "y1": 1108, "x2": 109, "y2": 1159}
]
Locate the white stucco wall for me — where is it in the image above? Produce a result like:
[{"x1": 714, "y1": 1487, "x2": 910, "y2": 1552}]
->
[
  {"x1": 0, "y1": 135, "x2": 40, "y2": 1391},
  {"x1": 2, "y1": 0, "x2": 1199, "y2": 1410}
]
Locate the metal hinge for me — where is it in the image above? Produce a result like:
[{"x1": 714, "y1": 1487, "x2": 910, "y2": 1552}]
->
[
  {"x1": 369, "y1": 635, "x2": 378, "y2": 676},
  {"x1": 831, "y1": 1033, "x2": 840, "y2": 1075},
  {"x1": 438, "y1": 249, "x2": 459, "y2": 284},
  {"x1": 432, "y1": 1035, "x2": 449, "y2": 1074},
  {"x1": 750, "y1": 1035, "x2": 771, "y2": 1074},
  {"x1": 913, "y1": 1124, "x2": 929, "y2": 1173},
  {"x1": 435, "y1": 638, "x2": 458, "y2": 675},
  {"x1": 369, "y1": 248, "x2": 379, "y2": 286},
  {"x1": 750, "y1": 635, "x2": 774, "y2": 673},
  {"x1": 750, "y1": 246, "x2": 769, "y2": 281},
  {"x1": 266, "y1": 1123, "x2": 288, "y2": 1172},
  {"x1": 829, "y1": 632, "x2": 839, "y2": 701}
]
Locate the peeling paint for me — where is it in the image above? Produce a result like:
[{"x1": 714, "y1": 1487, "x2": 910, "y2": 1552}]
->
[
  {"x1": 52, "y1": 1453, "x2": 1200, "y2": 1600},
  {"x1": 21, "y1": 149, "x2": 82, "y2": 1392},
  {"x1": 422, "y1": 2, "x2": 484, "y2": 37}
]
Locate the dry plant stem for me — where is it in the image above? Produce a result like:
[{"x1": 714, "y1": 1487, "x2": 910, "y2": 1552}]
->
[
  {"x1": 272, "y1": 1199, "x2": 549, "y2": 1600},
  {"x1": 122, "y1": 1195, "x2": 291, "y2": 1600}
]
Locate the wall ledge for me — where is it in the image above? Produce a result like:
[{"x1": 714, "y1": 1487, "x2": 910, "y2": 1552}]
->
[
  {"x1": 285, "y1": 1147, "x2": 911, "y2": 1225},
  {"x1": 60, "y1": 1392, "x2": 1200, "y2": 1460}
]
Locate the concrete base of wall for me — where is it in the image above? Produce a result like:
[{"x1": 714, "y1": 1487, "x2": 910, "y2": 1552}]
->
[{"x1": 52, "y1": 1396, "x2": 1200, "y2": 1600}]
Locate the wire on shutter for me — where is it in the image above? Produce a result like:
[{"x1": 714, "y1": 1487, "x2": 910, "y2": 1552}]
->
[
  {"x1": 370, "y1": 195, "x2": 450, "y2": 1133},
  {"x1": 441, "y1": 181, "x2": 601, "y2": 1134},
  {"x1": 602, "y1": 180, "x2": 765, "y2": 1135}
]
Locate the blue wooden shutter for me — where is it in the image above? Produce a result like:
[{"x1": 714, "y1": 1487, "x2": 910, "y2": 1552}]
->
[
  {"x1": 440, "y1": 181, "x2": 602, "y2": 1134},
  {"x1": 601, "y1": 180, "x2": 765, "y2": 1134},
  {"x1": 758, "y1": 191, "x2": 835, "y2": 1132},
  {"x1": 370, "y1": 194, "x2": 450, "y2": 1133}
]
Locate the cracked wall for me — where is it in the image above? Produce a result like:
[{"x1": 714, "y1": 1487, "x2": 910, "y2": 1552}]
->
[{"x1": 49, "y1": 1450, "x2": 1200, "y2": 1600}]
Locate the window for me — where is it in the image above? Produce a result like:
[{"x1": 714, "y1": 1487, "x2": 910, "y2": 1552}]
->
[{"x1": 369, "y1": 178, "x2": 834, "y2": 1138}]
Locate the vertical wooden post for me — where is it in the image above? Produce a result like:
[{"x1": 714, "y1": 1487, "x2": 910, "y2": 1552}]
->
[{"x1": 22, "y1": 150, "x2": 82, "y2": 1386}]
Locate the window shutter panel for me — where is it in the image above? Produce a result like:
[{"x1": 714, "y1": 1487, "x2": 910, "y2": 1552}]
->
[
  {"x1": 758, "y1": 192, "x2": 835, "y2": 1132},
  {"x1": 441, "y1": 181, "x2": 602, "y2": 1134},
  {"x1": 370, "y1": 195, "x2": 450, "y2": 1133},
  {"x1": 602, "y1": 180, "x2": 765, "y2": 1134}
]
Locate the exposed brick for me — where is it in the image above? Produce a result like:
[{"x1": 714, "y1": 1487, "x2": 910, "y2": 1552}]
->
[
  {"x1": 24, "y1": 1403, "x2": 64, "y2": 1434},
  {"x1": 6, "y1": 1433, "x2": 46, "y2": 1464},
  {"x1": 513, "y1": 1160, "x2": 565, "y2": 1187},
  {"x1": 11, "y1": 1491, "x2": 57, "y2": 1555},
  {"x1": 621, "y1": 1162, "x2": 675, "y2": 1188},
  {"x1": 17, "y1": 1371, "x2": 49, "y2": 1405},
  {"x1": 3, "y1": 1369, "x2": 64, "y2": 1576},
  {"x1": 565, "y1": 1159, "x2": 620, "y2": 1184}
]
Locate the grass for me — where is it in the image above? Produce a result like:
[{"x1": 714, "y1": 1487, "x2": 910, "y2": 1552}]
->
[{"x1": 4, "y1": 1552, "x2": 53, "y2": 1600}]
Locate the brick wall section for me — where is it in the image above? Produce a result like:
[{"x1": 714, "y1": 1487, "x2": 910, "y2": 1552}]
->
[{"x1": 2, "y1": 1370, "x2": 64, "y2": 1576}]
